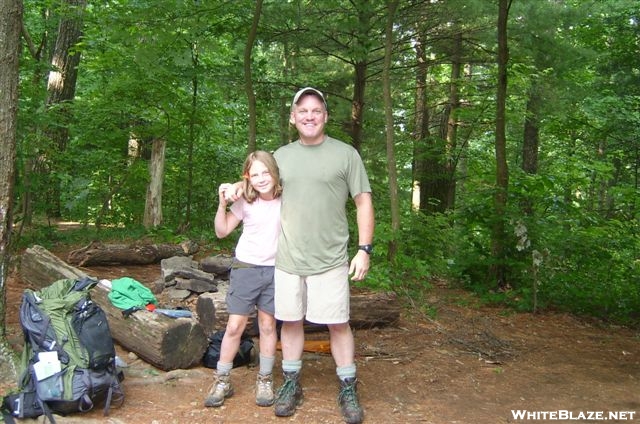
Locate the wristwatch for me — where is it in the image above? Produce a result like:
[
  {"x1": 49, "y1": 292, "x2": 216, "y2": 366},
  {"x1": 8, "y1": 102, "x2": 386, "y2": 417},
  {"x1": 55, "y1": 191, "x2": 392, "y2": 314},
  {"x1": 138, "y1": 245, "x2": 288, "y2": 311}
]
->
[{"x1": 358, "y1": 244, "x2": 373, "y2": 255}]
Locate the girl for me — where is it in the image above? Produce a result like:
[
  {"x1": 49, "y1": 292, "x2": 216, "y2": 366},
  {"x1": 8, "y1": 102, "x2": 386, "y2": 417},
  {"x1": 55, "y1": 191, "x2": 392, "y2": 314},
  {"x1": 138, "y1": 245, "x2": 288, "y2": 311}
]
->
[{"x1": 205, "y1": 150, "x2": 282, "y2": 408}]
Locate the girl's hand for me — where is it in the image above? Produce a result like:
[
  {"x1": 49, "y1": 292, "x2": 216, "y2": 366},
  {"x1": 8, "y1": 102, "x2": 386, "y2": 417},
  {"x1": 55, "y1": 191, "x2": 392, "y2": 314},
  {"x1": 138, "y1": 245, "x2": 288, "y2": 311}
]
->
[{"x1": 218, "y1": 183, "x2": 233, "y2": 205}]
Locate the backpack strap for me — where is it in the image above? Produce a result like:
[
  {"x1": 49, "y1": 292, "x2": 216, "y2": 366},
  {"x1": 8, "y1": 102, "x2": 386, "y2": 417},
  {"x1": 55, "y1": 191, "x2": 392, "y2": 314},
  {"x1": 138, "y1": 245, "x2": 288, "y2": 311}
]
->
[
  {"x1": 102, "y1": 369, "x2": 125, "y2": 416},
  {"x1": 1, "y1": 398, "x2": 18, "y2": 424},
  {"x1": 40, "y1": 399, "x2": 57, "y2": 424},
  {"x1": 102, "y1": 385, "x2": 113, "y2": 416},
  {"x1": 78, "y1": 393, "x2": 94, "y2": 413},
  {"x1": 71, "y1": 276, "x2": 98, "y2": 292},
  {"x1": 2, "y1": 411, "x2": 17, "y2": 424}
]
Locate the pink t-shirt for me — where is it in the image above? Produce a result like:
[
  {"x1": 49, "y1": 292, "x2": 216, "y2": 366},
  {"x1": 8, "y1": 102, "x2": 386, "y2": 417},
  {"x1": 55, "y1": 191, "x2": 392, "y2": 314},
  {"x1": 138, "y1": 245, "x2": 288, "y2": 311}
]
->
[{"x1": 230, "y1": 196, "x2": 281, "y2": 266}]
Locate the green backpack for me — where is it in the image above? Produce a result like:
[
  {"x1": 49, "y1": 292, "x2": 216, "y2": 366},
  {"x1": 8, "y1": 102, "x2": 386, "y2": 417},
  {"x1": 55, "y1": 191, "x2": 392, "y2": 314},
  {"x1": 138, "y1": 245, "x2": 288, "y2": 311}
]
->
[{"x1": 2, "y1": 277, "x2": 124, "y2": 423}]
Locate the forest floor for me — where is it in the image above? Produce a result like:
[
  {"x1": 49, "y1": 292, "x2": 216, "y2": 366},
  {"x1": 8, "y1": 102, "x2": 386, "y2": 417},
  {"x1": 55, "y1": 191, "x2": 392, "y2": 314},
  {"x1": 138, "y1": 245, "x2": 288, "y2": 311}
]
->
[{"x1": 2, "y1": 244, "x2": 640, "y2": 424}]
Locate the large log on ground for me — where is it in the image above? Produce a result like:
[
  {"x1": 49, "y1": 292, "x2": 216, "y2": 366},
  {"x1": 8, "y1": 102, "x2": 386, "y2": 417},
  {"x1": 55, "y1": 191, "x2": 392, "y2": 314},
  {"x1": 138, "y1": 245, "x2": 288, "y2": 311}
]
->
[
  {"x1": 19, "y1": 245, "x2": 208, "y2": 371},
  {"x1": 90, "y1": 284, "x2": 207, "y2": 371},
  {"x1": 350, "y1": 291, "x2": 400, "y2": 329},
  {"x1": 67, "y1": 240, "x2": 199, "y2": 266},
  {"x1": 196, "y1": 283, "x2": 258, "y2": 337},
  {"x1": 20, "y1": 244, "x2": 91, "y2": 289},
  {"x1": 196, "y1": 283, "x2": 400, "y2": 335}
]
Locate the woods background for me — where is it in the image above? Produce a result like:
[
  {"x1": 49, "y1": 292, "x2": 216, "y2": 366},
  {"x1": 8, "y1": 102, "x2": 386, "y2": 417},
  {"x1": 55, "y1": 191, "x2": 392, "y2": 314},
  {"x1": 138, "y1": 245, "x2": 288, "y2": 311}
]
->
[{"x1": 1, "y1": 0, "x2": 639, "y2": 336}]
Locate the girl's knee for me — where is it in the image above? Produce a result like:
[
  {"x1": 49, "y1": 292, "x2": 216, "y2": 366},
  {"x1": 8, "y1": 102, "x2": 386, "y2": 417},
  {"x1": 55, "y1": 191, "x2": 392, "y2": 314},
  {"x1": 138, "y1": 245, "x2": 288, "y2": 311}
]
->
[
  {"x1": 225, "y1": 322, "x2": 245, "y2": 336},
  {"x1": 259, "y1": 321, "x2": 276, "y2": 335}
]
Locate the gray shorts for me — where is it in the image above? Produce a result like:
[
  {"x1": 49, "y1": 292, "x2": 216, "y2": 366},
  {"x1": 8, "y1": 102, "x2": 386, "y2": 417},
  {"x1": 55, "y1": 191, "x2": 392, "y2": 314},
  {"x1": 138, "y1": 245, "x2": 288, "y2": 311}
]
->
[{"x1": 226, "y1": 265, "x2": 275, "y2": 316}]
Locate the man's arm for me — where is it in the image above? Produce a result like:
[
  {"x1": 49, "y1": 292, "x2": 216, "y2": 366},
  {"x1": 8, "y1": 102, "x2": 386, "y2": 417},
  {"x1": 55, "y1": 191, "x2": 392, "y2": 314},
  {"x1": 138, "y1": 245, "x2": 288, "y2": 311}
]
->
[{"x1": 349, "y1": 192, "x2": 374, "y2": 281}]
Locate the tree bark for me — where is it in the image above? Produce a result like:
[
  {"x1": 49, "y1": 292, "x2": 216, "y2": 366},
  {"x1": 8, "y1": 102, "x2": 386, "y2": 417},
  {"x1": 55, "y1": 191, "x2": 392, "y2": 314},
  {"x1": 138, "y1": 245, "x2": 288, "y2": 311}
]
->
[
  {"x1": 0, "y1": 0, "x2": 23, "y2": 380},
  {"x1": 244, "y1": 0, "x2": 262, "y2": 154},
  {"x1": 44, "y1": 0, "x2": 87, "y2": 217},
  {"x1": 143, "y1": 138, "x2": 166, "y2": 229},
  {"x1": 67, "y1": 240, "x2": 199, "y2": 266},
  {"x1": 383, "y1": 0, "x2": 400, "y2": 262},
  {"x1": 521, "y1": 83, "x2": 541, "y2": 215},
  {"x1": 412, "y1": 27, "x2": 429, "y2": 211},
  {"x1": 349, "y1": 0, "x2": 373, "y2": 154},
  {"x1": 444, "y1": 31, "x2": 462, "y2": 210},
  {"x1": 491, "y1": 0, "x2": 511, "y2": 289},
  {"x1": 420, "y1": 30, "x2": 463, "y2": 214}
]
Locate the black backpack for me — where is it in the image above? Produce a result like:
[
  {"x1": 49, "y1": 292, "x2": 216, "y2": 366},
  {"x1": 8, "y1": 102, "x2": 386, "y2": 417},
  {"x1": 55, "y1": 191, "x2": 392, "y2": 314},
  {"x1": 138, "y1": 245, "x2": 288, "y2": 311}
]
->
[
  {"x1": 2, "y1": 277, "x2": 124, "y2": 423},
  {"x1": 203, "y1": 330, "x2": 255, "y2": 369}
]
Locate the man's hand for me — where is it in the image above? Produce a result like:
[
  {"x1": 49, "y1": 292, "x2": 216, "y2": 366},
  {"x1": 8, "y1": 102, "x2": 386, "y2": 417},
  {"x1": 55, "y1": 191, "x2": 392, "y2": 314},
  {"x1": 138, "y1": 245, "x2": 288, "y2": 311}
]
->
[
  {"x1": 225, "y1": 181, "x2": 244, "y2": 202},
  {"x1": 349, "y1": 250, "x2": 370, "y2": 281},
  {"x1": 218, "y1": 183, "x2": 233, "y2": 205}
]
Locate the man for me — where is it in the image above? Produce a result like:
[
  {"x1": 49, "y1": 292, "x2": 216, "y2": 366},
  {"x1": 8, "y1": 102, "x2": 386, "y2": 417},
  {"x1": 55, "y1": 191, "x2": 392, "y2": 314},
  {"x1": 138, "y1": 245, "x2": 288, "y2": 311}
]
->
[{"x1": 272, "y1": 87, "x2": 374, "y2": 424}]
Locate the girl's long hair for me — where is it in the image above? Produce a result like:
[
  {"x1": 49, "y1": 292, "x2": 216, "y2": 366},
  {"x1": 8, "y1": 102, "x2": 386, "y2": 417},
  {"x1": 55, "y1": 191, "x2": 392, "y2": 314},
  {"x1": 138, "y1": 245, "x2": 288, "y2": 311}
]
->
[{"x1": 242, "y1": 150, "x2": 282, "y2": 203}]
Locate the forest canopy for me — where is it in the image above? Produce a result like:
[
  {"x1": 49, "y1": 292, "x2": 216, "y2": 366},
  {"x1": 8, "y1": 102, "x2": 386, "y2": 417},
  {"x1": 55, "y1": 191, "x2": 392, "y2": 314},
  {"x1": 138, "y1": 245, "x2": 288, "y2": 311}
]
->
[{"x1": 8, "y1": 0, "x2": 640, "y2": 325}]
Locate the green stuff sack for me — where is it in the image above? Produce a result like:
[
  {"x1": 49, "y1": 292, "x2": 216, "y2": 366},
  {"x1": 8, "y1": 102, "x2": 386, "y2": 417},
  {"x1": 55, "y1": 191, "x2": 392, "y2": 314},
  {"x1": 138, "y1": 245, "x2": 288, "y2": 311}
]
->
[{"x1": 107, "y1": 277, "x2": 157, "y2": 310}]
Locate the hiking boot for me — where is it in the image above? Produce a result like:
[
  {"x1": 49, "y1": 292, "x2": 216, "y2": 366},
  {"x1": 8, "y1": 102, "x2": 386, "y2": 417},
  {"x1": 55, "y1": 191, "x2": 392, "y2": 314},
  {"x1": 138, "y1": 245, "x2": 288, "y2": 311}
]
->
[
  {"x1": 255, "y1": 373, "x2": 275, "y2": 406},
  {"x1": 204, "y1": 373, "x2": 233, "y2": 407},
  {"x1": 274, "y1": 371, "x2": 303, "y2": 416},
  {"x1": 338, "y1": 377, "x2": 364, "y2": 424}
]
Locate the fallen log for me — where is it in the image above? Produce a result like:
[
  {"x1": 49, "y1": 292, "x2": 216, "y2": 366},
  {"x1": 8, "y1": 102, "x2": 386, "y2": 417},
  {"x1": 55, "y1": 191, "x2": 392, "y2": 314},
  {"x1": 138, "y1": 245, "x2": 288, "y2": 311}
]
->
[
  {"x1": 19, "y1": 245, "x2": 208, "y2": 371},
  {"x1": 20, "y1": 244, "x2": 91, "y2": 288},
  {"x1": 90, "y1": 284, "x2": 207, "y2": 371},
  {"x1": 350, "y1": 291, "x2": 401, "y2": 329},
  {"x1": 67, "y1": 240, "x2": 199, "y2": 266},
  {"x1": 196, "y1": 284, "x2": 400, "y2": 335}
]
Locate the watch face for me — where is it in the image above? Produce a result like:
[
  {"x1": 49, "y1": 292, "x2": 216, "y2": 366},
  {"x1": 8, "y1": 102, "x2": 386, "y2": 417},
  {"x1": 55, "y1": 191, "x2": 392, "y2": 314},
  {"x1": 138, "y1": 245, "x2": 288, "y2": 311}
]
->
[{"x1": 359, "y1": 245, "x2": 372, "y2": 254}]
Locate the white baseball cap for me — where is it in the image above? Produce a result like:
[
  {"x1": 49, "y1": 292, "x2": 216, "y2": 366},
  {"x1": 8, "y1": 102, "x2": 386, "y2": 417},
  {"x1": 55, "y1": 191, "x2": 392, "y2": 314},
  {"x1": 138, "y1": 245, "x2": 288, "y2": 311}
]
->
[{"x1": 291, "y1": 87, "x2": 327, "y2": 110}]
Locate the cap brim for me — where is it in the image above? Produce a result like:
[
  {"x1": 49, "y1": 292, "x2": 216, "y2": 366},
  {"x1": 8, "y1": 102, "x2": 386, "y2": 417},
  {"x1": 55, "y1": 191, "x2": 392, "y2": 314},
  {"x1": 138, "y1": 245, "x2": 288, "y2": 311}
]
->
[{"x1": 292, "y1": 87, "x2": 327, "y2": 109}]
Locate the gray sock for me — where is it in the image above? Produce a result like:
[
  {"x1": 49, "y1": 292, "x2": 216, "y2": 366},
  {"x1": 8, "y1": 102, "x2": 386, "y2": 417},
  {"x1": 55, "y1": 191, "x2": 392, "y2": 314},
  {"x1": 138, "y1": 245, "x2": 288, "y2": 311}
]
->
[
  {"x1": 336, "y1": 364, "x2": 357, "y2": 381},
  {"x1": 216, "y1": 361, "x2": 233, "y2": 375},
  {"x1": 282, "y1": 359, "x2": 302, "y2": 373},
  {"x1": 259, "y1": 354, "x2": 275, "y2": 376}
]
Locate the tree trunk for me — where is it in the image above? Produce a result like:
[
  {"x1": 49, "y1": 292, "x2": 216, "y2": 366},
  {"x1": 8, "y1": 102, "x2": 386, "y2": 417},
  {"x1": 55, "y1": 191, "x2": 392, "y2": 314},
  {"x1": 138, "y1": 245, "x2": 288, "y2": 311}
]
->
[
  {"x1": 444, "y1": 32, "x2": 462, "y2": 210},
  {"x1": 349, "y1": 0, "x2": 372, "y2": 154},
  {"x1": 244, "y1": 0, "x2": 262, "y2": 154},
  {"x1": 143, "y1": 138, "x2": 166, "y2": 229},
  {"x1": 44, "y1": 0, "x2": 87, "y2": 217},
  {"x1": 351, "y1": 62, "x2": 367, "y2": 154},
  {"x1": 184, "y1": 40, "x2": 199, "y2": 230},
  {"x1": 0, "y1": 0, "x2": 23, "y2": 379},
  {"x1": 491, "y1": 0, "x2": 511, "y2": 290},
  {"x1": 412, "y1": 28, "x2": 429, "y2": 211},
  {"x1": 420, "y1": 32, "x2": 463, "y2": 214},
  {"x1": 383, "y1": 0, "x2": 400, "y2": 262},
  {"x1": 521, "y1": 83, "x2": 541, "y2": 215}
]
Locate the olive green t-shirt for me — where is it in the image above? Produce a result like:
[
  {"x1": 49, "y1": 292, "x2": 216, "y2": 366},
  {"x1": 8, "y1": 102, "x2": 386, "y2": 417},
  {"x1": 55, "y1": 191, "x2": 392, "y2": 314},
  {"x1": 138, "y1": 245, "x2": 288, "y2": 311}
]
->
[{"x1": 273, "y1": 136, "x2": 371, "y2": 275}]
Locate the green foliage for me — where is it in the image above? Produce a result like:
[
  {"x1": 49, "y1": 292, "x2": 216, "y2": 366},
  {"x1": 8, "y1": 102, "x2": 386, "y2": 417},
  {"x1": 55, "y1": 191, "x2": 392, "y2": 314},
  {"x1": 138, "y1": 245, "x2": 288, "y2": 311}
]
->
[
  {"x1": 357, "y1": 204, "x2": 456, "y2": 311},
  {"x1": 9, "y1": 0, "x2": 640, "y2": 328},
  {"x1": 537, "y1": 218, "x2": 640, "y2": 325}
]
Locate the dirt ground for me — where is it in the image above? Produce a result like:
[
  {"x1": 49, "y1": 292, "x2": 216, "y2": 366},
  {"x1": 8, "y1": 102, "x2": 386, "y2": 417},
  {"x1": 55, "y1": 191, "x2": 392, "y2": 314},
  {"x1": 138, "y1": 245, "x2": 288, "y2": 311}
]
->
[{"x1": 3, "y1": 247, "x2": 640, "y2": 424}]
